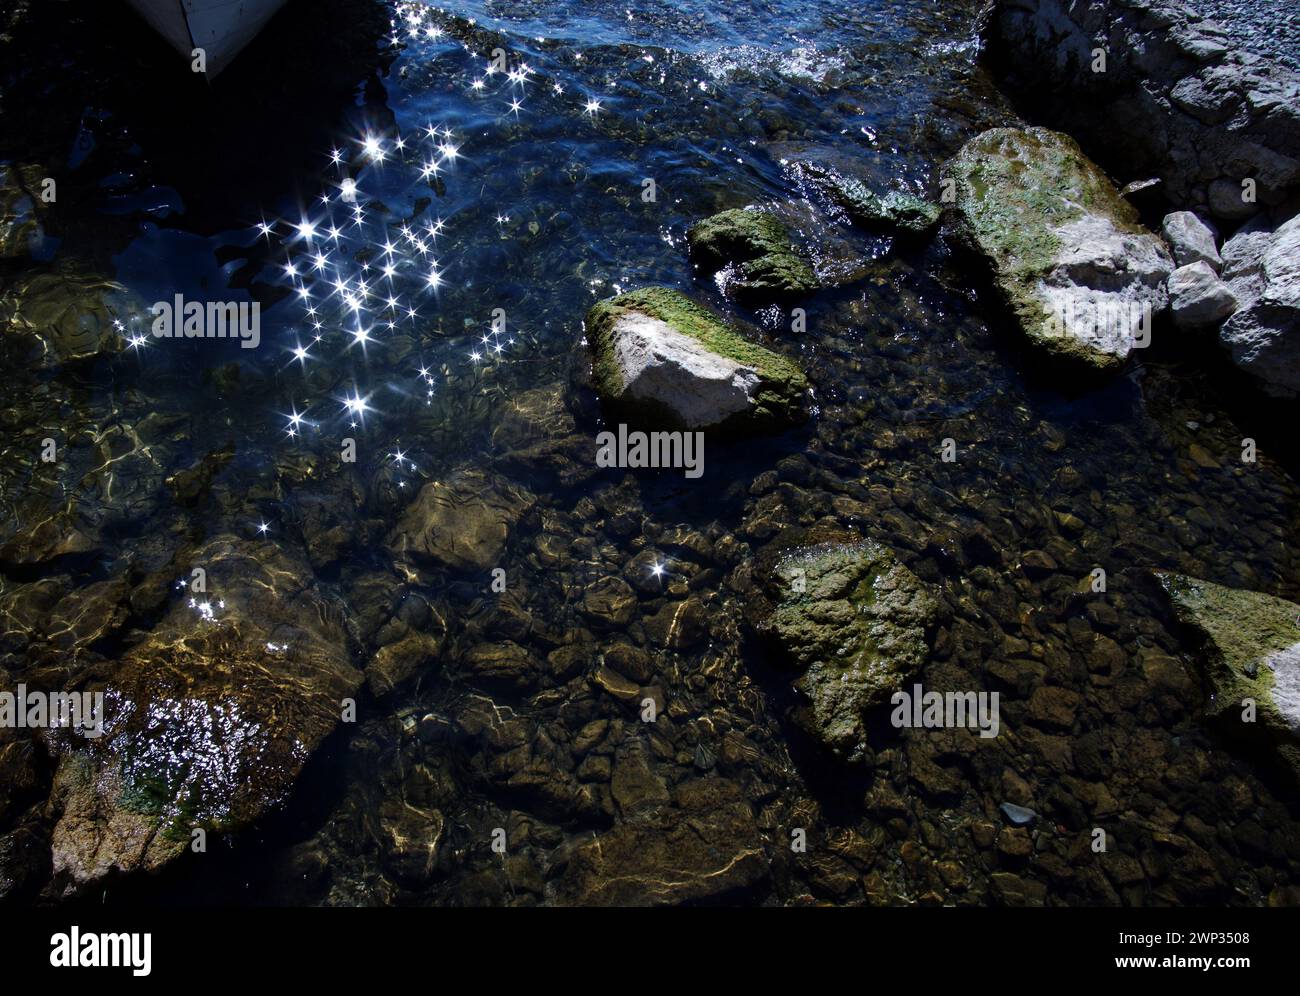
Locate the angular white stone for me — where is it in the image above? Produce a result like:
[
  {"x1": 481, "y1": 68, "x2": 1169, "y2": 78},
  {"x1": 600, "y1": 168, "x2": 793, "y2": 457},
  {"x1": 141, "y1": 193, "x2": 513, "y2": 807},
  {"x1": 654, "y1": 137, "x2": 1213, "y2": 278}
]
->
[
  {"x1": 1162, "y1": 210, "x2": 1222, "y2": 270},
  {"x1": 609, "y1": 312, "x2": 761, "y2": 428}
]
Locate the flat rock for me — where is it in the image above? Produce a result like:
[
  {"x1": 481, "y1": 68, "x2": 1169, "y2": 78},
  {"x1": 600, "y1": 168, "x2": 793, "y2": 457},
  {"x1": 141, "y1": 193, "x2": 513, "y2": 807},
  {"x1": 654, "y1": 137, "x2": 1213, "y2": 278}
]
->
[
  {"x1": 550, "y1": 777, "x2": 769, "y2": 905},
  {"x1": 387, "y1": 469, "x2": 534, "y2": 573}
]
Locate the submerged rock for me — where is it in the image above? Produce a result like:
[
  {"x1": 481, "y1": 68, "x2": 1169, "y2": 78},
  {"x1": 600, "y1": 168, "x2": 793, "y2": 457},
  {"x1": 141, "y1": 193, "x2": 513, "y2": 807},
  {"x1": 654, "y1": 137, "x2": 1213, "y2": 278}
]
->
[
  {"x1": 0, "y1": 164, "x2": 48, "y2": 260},
  {"x1": 584, "y1": 287, "x2": 808, "y2": 431},
  {"x1": 550, "y1": 777, "x2": 768, "y2": 905},
  {"x1": 794, "y1": 160, "x2": 940, "y2": 236},
  {"x1": 387, "y1": 468, "x2": 535, "y2": 574},
  {"x1": 2, "y1": 269, "x2": 126, "y2": 368},
  {"x1": 755, "y1": 539, "x2": 939, "y2": 762},
  {"x1": 1157, "y1": 572, "x2": 1300, "y2": 783},
  {"x1": 1217, "y1": 213, "x2": 1300, "y2": 397},
  {"x1": 686, "y1": 208, "x2": 819, "y2": 303},
  {"x1": 944, "y1": 127, "x2": 1173, "y2": 373},
  {"x1": 46, "y1": 537, "x2": 361, "y2": 896}
]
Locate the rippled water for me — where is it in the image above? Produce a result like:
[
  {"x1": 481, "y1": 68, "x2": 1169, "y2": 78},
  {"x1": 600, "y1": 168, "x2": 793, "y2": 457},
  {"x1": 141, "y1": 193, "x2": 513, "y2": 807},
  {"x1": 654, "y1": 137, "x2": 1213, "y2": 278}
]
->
[{"x1": 3, "y1": 0, "x2": 1300, "y2": 906}]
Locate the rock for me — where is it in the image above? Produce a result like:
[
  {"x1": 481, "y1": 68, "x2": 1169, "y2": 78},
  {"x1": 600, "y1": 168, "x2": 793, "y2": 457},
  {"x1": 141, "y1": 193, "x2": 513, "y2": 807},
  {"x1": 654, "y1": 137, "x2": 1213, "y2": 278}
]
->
[
  {"x1": 46, "y1": 536, "x2": 361, "y2": 896},
  {"x1": 1208, "y1": 179, "x2": 1260, "y2": 221},
  {"x1": 610, "y1": 743, "x2": 670, "y2": 815},
  {"x1": 985, "y1": 0, "x2": 1300, "y2": 220},
  {"x1": 644, "y1": 598, "x2": 709, "y2": 649},
  {"x1": 793, "y1": 161, "x2": 940, "y2": 236},
  {"x1": 1168, "y1": 262, "x2": 1239, "y2": 328},
  {"x1": 1217, "y1": 213, "x2": 1300, "y2": 396},
  {"x1": 686, "y1": 208, "x2": 818, "y2": 303},
  {"x1": 999, "y1": 802, "x2": 1038, "y2": 826},
  {"x1": 366, "y1": 630, "x2": 442, "y2": 697},
  {"x1": 756, "y1": 539, "x2": 939, "y2": 761},
  {"x1": 580, "y1": 577, "x2": 637, "y2": 628},
  {"x1": 1162, "y1": 211, "x2": 1222, "y2": 270},
  {"x1": 0, "y1": 164, "x2": 49, "y2": 260},
  {"x1": 387, "y1": 469, "x2": 534, "y2": 573},
  {"x1": 1157, "y1": 572, "x2": 1300, "y2": 782},
  {"x1": 550, "y1": 777, "x2": 769, "y2": 905},
  {"x1": 2, "y1": 269, "x2": 127, "y2": 367},
  {"x1": 943, "y1": 127, "x2": 1172, "y2": 373},
  {"x1": 591, "y1": 665, "x2": 641, "y2": 702},
  {"x1": 460, "y1": 641, "x2": 540, "y2": 692},
  {"x1": 585, "y1": 287, "x2": 809, "y2": 431}
]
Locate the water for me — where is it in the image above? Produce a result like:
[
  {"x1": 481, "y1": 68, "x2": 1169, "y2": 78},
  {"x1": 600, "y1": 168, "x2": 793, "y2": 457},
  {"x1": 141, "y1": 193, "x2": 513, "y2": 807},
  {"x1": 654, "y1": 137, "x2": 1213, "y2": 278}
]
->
[{"x1": 2, "y1": 0, "x2": 1299, "y2": 906}]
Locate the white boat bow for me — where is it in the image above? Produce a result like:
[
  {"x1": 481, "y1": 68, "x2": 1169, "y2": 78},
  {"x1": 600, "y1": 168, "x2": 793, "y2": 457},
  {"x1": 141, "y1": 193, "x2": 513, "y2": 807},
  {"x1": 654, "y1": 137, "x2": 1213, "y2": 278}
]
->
[{"x1": 122, "y1": 0, "x2": 292, "y2": 77}]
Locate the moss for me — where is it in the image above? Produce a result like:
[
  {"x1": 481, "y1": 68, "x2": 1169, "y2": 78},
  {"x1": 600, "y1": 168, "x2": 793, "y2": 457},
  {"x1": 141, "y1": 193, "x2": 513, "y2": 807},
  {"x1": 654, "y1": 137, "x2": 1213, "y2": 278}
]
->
[
  {"x1": 585, "y1": 286, "x2": 808, "y2": 427},
  {"x1": 943, "y1": 127, "x2": 1147, "y2": 373},
  {"x1": 1159, "y1": 572, "x2": 1300, "y2": 782},
  {"x1": 686, "y1": 208, "x2": 818, "y2": 301}
]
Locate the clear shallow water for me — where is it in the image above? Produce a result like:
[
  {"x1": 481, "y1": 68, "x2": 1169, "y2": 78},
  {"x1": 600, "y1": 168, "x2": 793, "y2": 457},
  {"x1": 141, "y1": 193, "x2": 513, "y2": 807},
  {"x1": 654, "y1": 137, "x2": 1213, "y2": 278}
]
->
[{"x1": 2, "y1": 0, "x2": 1300, "y2": 906}]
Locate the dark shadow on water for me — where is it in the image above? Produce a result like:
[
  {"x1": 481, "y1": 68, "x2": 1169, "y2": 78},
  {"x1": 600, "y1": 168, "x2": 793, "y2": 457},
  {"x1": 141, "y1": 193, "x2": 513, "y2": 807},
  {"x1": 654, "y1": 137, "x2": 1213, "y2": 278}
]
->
[{"x1": 0, "y1": 0, "x2": 394, "y2": 242}]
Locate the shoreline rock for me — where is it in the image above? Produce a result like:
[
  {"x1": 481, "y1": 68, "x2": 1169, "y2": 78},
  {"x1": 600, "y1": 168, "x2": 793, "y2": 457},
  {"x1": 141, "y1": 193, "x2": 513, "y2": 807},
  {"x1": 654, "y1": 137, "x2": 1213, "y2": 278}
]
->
[
  {"x1": 944, "y1": 126, "x2": 1172, "y2": 373},
  {"x1": 984, "y1": 0, "x2": 1300, "y2": 221},
  {"x1": 1217, "y1": 212, "x2": 1300, "y2": 396}
]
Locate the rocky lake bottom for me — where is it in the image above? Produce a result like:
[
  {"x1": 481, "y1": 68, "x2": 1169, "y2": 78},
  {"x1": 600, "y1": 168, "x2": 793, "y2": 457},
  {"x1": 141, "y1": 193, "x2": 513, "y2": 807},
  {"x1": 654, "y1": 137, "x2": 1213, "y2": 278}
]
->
[{"x1": 1, "y1": 0, "x2": 1299, "y2": 908}]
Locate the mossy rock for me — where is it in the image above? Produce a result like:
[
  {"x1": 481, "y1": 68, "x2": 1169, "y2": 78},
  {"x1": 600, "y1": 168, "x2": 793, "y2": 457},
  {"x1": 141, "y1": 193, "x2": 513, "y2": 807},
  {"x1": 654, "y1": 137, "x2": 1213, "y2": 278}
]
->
[
  {"x1": 585, "y1": 286, "x2": 808, "y2": 431},
  {"x1": 758, "y1": 540, "x2": 938, "y2": 761},
  {"x1": 796, "y1": 162, "x2": 940, "y2": 236},
  {"x1": 1158, "y1": 572, "x2": 1300, "y2": 781},
  {"x1": 943, "y1": 127, "x2": 1172, "y2": 374},
  {"x1": 686, "y1": 208, "x2": 819, "y2": 303}
]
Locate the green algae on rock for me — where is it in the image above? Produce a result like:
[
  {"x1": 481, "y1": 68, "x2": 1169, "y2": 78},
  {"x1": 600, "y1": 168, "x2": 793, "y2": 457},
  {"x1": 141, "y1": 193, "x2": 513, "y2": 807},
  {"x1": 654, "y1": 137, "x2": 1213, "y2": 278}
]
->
[
  {"x1": 795, "y1": 161, "x2": 940, "y2": 236},
  {"x1": 585, "y1": 286, "x2": 808, "y2": 431},
  {"x1": 943, "y1": 127, "x2": 1173, "y2": 374},
  {"x1": 46, "y1": 536, "x2": 361, "y2": 896},
  {"x1": 686, "y1": 208, "x2": 819, "y2": 303},
  {"x1": 758, "y1": 540, "x2": 939, "y2": 762},
  {"x1": 1157, "y1": 572, "x2": 1300, "y2": 782}
]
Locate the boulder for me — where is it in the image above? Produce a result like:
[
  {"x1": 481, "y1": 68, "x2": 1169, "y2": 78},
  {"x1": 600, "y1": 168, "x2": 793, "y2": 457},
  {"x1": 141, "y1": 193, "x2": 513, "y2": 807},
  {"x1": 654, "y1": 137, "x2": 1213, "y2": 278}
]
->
[
  {"x1": 944, "y1": 127, "x2": 1173, "y2": 373},
  {"x1": 686, "y1": 208, "x2": 818, "y2": 303},
  {"x1": 1168, "y1": 261, "x2": 1238, "y2": 328},
  {"x1": 1162, "y1": 211, "x2": 1222, "y2": 270},
  {"x1": 756, "y1": 539, "x2": 938, "y2": 761},
  {"x1": 1217, "y1": 213, "x2": 1300, "y2": 396},
  {"x1": 984, "y1": 0, "x2": 1300, "y2": 220},
  {"x1": 46, "y1": 536, "x2": 361, "y2": 896},
  {"x1": 1157, "y1": 573, "x2": 1300, "y2": 782},
  {"x1": 585, "y1": 287, "x2": 808, "y2": 431}
]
